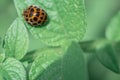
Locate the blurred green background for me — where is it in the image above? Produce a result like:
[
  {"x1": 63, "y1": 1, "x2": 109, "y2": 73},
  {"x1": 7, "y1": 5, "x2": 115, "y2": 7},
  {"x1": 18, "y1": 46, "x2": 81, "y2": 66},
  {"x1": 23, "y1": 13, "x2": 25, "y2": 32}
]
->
[{"x1": 0, "y1": 0, "x2": 120, "y2": 80}]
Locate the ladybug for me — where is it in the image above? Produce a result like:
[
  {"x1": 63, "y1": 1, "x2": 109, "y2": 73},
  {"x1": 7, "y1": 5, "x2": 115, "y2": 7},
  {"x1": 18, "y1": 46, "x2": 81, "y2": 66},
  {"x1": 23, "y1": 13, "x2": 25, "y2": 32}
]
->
[{"x1": 23, "y1": 5, "x2": 47, "y2": 26}]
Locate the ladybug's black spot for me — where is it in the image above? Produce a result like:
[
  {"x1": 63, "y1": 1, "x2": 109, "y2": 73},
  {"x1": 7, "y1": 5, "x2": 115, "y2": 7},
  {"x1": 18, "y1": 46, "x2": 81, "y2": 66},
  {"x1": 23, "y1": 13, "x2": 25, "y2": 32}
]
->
[
  {"x1": 37, "y1": 8, "x2": 40, "y2": 11},
  {"x1": 34, "y1": 6, "x2": 37, "y2": 9},
  {"x1": 38, "y1": 20, "x2": 41, "y2": 24},
  {"x1": 26, "y1": 18, "x2": 28, "y2": 21},
  {"x1": 29, "y1": 12, "x2": 33, "y2": 17},
  {"x1": 36, "y1": 12, "x2": 40, "y2": 17},
  {"x1": 33, "y1": 17, "x2": 38, "y2": 21},
  {"x1": 30, "y1": 19, "x2": 33, "y2": 22},
  {"x1": 28, "y1": 6, "x2": 32, "y2": 9},
  {"x1": 30, "y1": 8, "x2": 34, "y2": 12},
  {"x1": 26, "y1": 15, "x2": 28, "y2": 17},
  {"x1": 41, "y1": 13, "x2": 44, "y2": 15},
  {"x1": 40, "y1": 17, "x2": 43, "y2": 20}
]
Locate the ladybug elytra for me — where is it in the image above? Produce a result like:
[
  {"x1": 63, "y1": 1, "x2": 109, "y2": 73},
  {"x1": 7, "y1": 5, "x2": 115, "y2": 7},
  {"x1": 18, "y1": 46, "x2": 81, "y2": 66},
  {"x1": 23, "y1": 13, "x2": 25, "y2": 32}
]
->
[{"x1": 23, "y1": 5, "x2": 47, "y2": 26}]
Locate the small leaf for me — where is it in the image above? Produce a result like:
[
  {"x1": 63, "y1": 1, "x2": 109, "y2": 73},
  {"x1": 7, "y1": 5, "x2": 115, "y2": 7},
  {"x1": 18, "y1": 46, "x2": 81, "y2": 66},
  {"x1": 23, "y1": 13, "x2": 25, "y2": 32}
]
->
[
  {"x1": 0, "y1": 58, "x2": 26, "y2": 80},
  {"x1": 29, "y1": 42, "x2": 87, "y2": 80},
  {"x1": 96, "y1": 40, "x2": 120, "y2": 73},
  {"x1": 29, "y1": 47, "x2": 62, "y2": 80},
  {"x1": 106, "y1": 12, "x2": 120, "y2": 42},
  {"x1": 3, "y1": 18, "x2": 29, "y2": 60},
  {"x1": 14, "y1": 0, "x2": 86, "y2": 46}
]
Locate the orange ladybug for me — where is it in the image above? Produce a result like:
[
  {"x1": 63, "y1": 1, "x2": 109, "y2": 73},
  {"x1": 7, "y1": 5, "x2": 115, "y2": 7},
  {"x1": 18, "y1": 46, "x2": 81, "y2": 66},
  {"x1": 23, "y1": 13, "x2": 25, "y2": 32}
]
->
[{"x1": 23, "y1": 5, "x2": 47, "y2": 26}]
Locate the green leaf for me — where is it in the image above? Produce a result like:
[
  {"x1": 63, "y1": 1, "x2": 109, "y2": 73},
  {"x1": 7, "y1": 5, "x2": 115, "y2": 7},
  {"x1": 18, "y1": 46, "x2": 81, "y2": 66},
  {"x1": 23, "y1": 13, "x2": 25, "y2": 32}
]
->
[
  {"x1": 0, "y1": 53, "x2": 5, "y2": 63},
  {"x1": 14, "y1": 0, "x2": 86, "y2": 46},
  {"x1": 29, "y1": 42, "x2": 87, "y2": 80},
  {"x1": 29, "y1": 47, "x2": 63, "y2": 80},
  {"x1": 3, "y1": 18, "x2": 29, "y2": 60},
  {"x1": 0, "y1": 58, "x2": 26, "y2": 80},
  {"x1": 96, "y1": 40, "x2": 120, "y2": 73},
  {"x1": 106, "y1": 12, "x2": 120, "y2": 42}
]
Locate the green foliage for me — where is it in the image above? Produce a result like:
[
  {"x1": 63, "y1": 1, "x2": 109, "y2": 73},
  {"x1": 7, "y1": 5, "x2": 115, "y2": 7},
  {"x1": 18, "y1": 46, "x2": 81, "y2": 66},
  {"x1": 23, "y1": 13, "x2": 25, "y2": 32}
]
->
[
  {"x1": 95, "y1": 40, "x2": 120, "y2": 73},
  {"x1": 29, "y1": 42, "x2": 87, "y2": 80},
  {"x1": 0, "y1": 0, "x2": 87, "y2": 80},
  {"x1": 3, "y1": 18, "x2": 29, "y2": 60},
  {"x1": 29, "y1": 47, "x2": 63, "y2": 80},
  {"x1": 106, "y1": 12, "x2": 120, "y2": 42},
  {"x1": 14, "y1": 0, "x2": 86, "y2": 46},
  {"x1": 0, "y1": 58, "x2": 26, "y2": 80},
  {"x1": 1, "y1": 0, "x2": 120, "y2": 80},
  {"x1": 104, "y1": 11, "x2": 120, "y2": 73}
]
